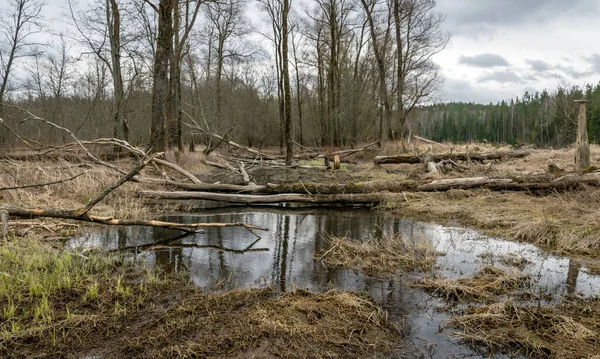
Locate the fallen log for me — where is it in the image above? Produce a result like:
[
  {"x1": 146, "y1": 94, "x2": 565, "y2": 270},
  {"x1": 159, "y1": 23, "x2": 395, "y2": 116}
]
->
[
  {"x1": 0, "y1": 205, "x2": 269, "y2": 233},
  {"x1": 166, "y1": 181, "x2": 415, "y2": 194},
  {"x1": 375, "y1": 150, "x2": 531, "y2": 164},
  {"x1": 160, "y1": 172, "x2": 600, "y2": 198},
  {"x1": 416, "y1": 177, "x2": 513, "y2": 191},
  {"x1": 138, "y1": 190, "x2": 390, "y2": 206}
]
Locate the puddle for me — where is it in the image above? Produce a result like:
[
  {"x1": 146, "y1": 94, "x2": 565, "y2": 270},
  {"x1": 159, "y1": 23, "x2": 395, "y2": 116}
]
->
[{"x1": 68, "y1": 208, "x2": 600, "y2": 358}]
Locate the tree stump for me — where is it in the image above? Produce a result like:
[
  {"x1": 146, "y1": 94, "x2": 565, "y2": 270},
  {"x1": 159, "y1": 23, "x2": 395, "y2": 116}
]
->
[{"x1": 575, "y1": 99, "x2": 590, "y2": 171}]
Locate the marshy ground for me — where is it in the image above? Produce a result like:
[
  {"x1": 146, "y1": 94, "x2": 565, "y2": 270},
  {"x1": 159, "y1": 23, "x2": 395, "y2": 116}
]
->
[{"x1": 2, "y1": 141, "x2": 600, "y2": 358}]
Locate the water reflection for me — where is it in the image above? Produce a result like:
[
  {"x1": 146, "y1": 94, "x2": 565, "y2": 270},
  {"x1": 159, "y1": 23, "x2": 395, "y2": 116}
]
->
[{"x1": 68, "y1": 208, "x2": 600, "y2": 359}]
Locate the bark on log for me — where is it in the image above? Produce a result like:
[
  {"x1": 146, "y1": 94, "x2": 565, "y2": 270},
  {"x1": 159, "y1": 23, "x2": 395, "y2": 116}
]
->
[
  {"x1": 375, "y1": 150, "x2": 531, "y2": 164},
  {"x1": 416, "y1": 177, "x2": 514, "y2": 191}
]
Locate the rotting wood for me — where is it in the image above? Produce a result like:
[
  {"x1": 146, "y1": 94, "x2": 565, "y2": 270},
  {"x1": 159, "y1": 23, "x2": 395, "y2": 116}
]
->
[
  {"x1": 0, "y1": 205, "x2": 269, "y2": 234},
  {"x1": 574, "y1": 100, "x2": 591, "y2": 171},
  {"x1": 375, "y1": 150, "x2": 531, "y2": 164}
]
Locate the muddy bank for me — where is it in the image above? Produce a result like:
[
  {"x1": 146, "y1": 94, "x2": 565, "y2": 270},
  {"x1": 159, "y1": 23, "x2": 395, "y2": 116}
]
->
[{"x1": 0, "y1": 240, "x2": 399, "y2": 359}]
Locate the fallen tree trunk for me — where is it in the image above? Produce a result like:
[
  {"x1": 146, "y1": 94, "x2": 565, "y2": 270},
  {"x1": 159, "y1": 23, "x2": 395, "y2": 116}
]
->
[
  {"x1": 138, "y1": 190, "x2": 390, "y2": 206},
  {"x1": 375, "y1": 150, "x2": 531, "y2": 164},
  {"x1": 155, "y1": 172, "x2": 600, "y2": 200},
  {"x1": 166, "y1": 181, "x2": 415, "y2": 194},
  {"x1": 0, "y1": 205, "x2": 269, "y2": 233}
]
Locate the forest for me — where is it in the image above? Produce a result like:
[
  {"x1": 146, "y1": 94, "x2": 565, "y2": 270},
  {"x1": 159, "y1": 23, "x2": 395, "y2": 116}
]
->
[
  {"x1": 419, "y1": 85, "x2": 600, "y2": 147},
  {"x1": 0, "y1": 0, "x2": 449, "y2": 156}
]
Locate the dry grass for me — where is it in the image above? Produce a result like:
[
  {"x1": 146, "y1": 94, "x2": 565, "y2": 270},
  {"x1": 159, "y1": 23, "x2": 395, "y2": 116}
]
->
[
  {"x1": 414, "y1": 267, "x2": 530, "y2": 302},
  {"x1": 141, "y1": 289, "x2": 399, "y2": 358},
  {"x1": 449, "y1": 299, "x2": 600, "y2": 358},
  {"x1": 318, "y1": 233, "x2": 439, "y2": 275},
  {"x1": 0, "y1": 158, "x2": 179, "y2": 220}
]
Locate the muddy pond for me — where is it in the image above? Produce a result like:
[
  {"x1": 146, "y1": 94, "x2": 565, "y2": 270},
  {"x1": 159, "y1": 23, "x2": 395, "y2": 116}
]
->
[{"x1": 68, "y1": 208, "x2": 600, "y2": 358}]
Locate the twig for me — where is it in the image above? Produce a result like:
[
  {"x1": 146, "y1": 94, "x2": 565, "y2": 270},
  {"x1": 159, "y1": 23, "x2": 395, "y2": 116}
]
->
[
  {"x1": 0, "y1": 172, "x2": 87, "y2": 191},
  {"x1": 318, "y1": 241, "x2": 340, "y2": 261}
]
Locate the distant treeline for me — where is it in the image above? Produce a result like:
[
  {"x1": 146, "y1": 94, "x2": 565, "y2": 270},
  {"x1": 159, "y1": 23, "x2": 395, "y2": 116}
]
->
[{"x1": 418, "y1": 84, "x2": 600, "y2": 147}]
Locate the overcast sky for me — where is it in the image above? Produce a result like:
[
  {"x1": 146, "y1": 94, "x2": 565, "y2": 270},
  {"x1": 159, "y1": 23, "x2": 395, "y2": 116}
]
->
[{"x1": 434, "y1": 0, "x2": 600, "y2": 104}]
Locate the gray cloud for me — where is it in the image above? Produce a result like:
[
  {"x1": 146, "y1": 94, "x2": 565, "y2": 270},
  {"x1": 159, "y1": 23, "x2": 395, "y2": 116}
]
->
[
  {"x1": 479, "y1": 70, "x2": 522, "y2": 84},
  {"x1": 459, "y1": 53, "x2": 509, "y2": 68},
  {"x1": 525, "y1": 59, "x2": 550, "y2": 72},
  {"x1": 555, "y1": 65, "x2": 591, "y2": 79},
  {"x1": 443, "y1": 78, "x2": 514, "y2": 103},
  {"x1": 437, "y1": 0, "x2": 600, "y2": 35},
  {"x1": 588, "y1": 54, "x2": 600, "y2": 73}
]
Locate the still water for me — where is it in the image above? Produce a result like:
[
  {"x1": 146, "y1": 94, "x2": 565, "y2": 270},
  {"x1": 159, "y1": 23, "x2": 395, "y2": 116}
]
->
[{"x1": 68, "y1": 208, "x2": 600, "y2": 358}]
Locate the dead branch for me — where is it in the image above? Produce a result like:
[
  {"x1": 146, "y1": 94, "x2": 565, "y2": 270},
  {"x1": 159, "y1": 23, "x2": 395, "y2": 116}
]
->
[
  {"x1": 0, "y1": 205, "x2": 269, "y2": 233},
  {"x1": 239, "y1": 162, "x2": 251, "y2": 185},
  {"x1": 74, "y1": 153, "x2": 162, "y2": 217},
  {"x1": 186, "y1": 119, "x2": 278, "y2": 160},
  {"x1": 0, "y1": 172, "x2": 87, "y2": 191},
  {"x1": 412, "y1": 135, "x2": 447, "y2": 147}
]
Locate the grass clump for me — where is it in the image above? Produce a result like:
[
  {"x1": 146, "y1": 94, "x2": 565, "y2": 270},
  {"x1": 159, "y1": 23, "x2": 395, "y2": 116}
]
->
[
  {"x1": 0, "y1": 237, "x2": 170, "y2": 357},
  {"x1": 129, "y1": 288, "x2": 399, "y2": 358},
  {"x1": 414, "y1": 266, "x2": 530, "y2": 302},
  {"x1": 449, "y1": 299, "x2": 600, "y2": 359},
  {"x1": 318, "y1": 233, "x2": 439, "y2": 275}
]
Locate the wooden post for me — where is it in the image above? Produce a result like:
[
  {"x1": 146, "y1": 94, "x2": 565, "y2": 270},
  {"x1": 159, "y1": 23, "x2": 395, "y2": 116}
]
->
[
  {"x1": 0, "y1": 210, "x2": 7, "y2": 241},
  {"x1": 574, "y1": 99, "x2": 590, "y2": 171}
]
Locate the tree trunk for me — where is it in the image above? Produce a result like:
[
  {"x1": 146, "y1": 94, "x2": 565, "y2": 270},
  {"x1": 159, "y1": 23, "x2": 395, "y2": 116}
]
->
[
  {"x1": 149, "y1": 0, "x2": 173, "y2": 153},
  {"x1": 282, "y1": 0, "x2": 293, "y2": 165},
  {"x1": 575, "y1": 100, "x2": 590, "y2": 171}
]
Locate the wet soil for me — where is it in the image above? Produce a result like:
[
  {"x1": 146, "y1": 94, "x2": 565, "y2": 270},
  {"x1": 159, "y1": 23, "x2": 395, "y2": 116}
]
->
[{"x1": 70, "y1": 208, "x2": 600, "y2": 358}]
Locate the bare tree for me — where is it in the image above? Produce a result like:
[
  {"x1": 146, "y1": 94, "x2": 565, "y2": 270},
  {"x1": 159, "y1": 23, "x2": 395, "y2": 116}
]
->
[
  {"x1": 144, "y1": 0, "x2": 172, "y2": 152},
  {"x1": 168, "y1": 0, "x2": 203, "y2": 150},
  {"x1": 360, "y1": 0, "x2": 393, "y2": 141},
  {"x1": 259, "y1": 0, "x2": 285, "y2": 153},
  {"x1": 290, "y1": 25, "x2": 304, "y2": 145},
  {"x1": 144, "y1": 0, "x2": 203, "y2": 151},
  {"x1": 205, "y1": 0, "x2": 250, "y2": 125},
  {"x1": 282, "y1": 0, "x2": 293, "y2": 164},
  {"x1": 394, "y1": 0, "x2": 448, "y2": 141},
  {"x1": 68, "y1": 0, "x2": 136, "y2": 141},
  {"x1": 0, "y1": 0, "x2": 43, "y2": 112}
]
